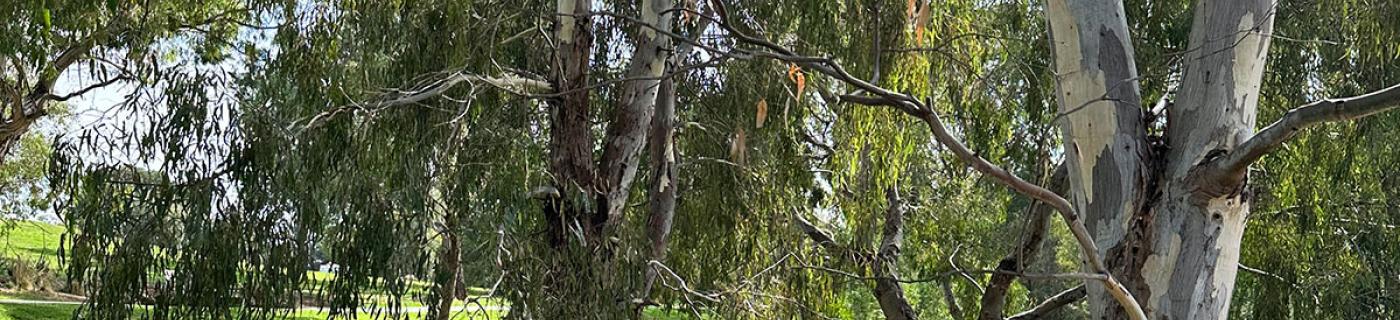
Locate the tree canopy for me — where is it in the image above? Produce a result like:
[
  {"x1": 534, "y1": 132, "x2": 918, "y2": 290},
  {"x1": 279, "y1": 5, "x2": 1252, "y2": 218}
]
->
[{"x1": 3, "y1": 0, "x2": 1400, "y2": 319}]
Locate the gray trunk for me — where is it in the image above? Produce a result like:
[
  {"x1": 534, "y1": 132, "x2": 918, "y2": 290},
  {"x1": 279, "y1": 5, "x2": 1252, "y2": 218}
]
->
[
  {"x1": 1048, "y1": 0, "x2": 1277, "y2": 319},
  {"x1": 1044, "y1": 0, "x2": 1151, "y2": 317},
  {"x1": 1141, "y1": 0, "x2": 1275, "y2": 319}
]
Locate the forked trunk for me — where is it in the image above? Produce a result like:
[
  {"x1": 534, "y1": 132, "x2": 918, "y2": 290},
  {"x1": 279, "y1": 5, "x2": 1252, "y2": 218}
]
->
[
  {"x1": 1048, "y1": 0, "x2": 1276, "y2": 318},
  {"x1": 1139, "y1": 0, "x2": 1274, "y2": 318}
]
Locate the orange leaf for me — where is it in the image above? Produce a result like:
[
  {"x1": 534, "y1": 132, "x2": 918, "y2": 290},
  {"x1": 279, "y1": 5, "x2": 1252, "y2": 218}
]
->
[
  {"x1": 787, "y1": 63, "x2": 801, "y2": 82},
  {"x1": 756, "y1": 98, "x2": 768, "y2": 128},
  {"x1": 681, "y1": 0, "x2": 696, "y2": 24},
  {"x1": 906, "y1": 0, "x2": 917, "y2": 20},
  {"x1": 914, "y1": 0, "x2": 931, "y2": 46}
]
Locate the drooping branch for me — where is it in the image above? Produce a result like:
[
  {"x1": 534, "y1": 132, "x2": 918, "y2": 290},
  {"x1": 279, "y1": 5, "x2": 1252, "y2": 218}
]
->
[
  {"x1": 1211, "y1": 83, "x2": 1400, "y2": 185},
  {"x1": 979, "y1": 164, "x2": 1068, "y2": 320},
  {"x1": 1007, "y1": 285, "x2": 1087, "y2": 320},
  {"x1": 684, "y1": 2, "x2": 1144, "y2": 318}
]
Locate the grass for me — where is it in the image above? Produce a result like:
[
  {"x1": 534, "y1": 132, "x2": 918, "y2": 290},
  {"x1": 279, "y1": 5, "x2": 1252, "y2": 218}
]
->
[
  {"x1": 0, "y1": 304, "x2": 78, "y2": 320},
  {"x1": 0, "y1": 222, "x2": 694, "y2": 319},
  {"x1": 0, "y1": 221, "x2": 63, "y2": 267},
  {"x1": 0, "y1": 303, "x2": 509, "y2": 320}
]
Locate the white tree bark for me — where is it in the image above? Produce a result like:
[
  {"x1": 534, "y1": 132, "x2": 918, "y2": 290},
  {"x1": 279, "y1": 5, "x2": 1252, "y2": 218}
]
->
[
  {"x1": 1044, "y1": 0, "x2": 1152, "y2": 317},
  {"x1": 1138, "y1": 1, "x2": 1276, "y2": 319},
  {"x1": 597, "y1": 0, "x2": 676, "y2": 233}
]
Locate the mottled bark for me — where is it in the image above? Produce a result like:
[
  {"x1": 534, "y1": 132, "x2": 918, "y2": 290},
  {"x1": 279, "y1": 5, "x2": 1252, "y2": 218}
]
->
[
  {"x1": 1044, "y1": 0, "x2": 1153, "y2": 318},
  {"x1": 1138, "y1": 1, "x2": 1275, "y2": 319},
  {"x1": 640, "y1": 61, "x2": 680, "y2": 300},
  {"x1": 980, "y1": 165, "x2": 1068, "y2": 320}
]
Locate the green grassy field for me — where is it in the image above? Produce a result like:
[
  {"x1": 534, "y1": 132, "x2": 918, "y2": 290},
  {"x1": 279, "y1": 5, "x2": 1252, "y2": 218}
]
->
[
  {"x1": 0, "y1": 221, "x2": 696, "y2": 319},
  {"x1": 0, "y1": 221, "x2": 63, "y2": 267},
  {"x1": 0, "y1": 221, "x2": 506, "y2": 319}
]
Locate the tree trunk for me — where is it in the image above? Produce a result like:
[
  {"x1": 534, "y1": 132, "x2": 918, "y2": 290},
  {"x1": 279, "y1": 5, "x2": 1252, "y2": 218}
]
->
[
  {"x1": 595, "y1": 0, "x2": 675, "y2": 236},
  {"x1": 1140, "y1": 1, "x2": 1275, "y2": 319},
  {"x1": 872, "y1": 188, "x2": 917, "y2": 320},
  {"x1": 640, "y1": 59, "x2": 680, "y2": 301},
  {"x1": 1044, "y1": 0, "x2": 1152, "y2": 317},
  {"x1": 980, "y1": 165, "x2": 1068, "y2": 320},
  {"x1": 431, "y1": 212, "x2": 462, "y2": 320},
  {"x1": 546, "y1": 0, "x2": 599, "y2": 247},
  {"x1": 1048, "y1": 0, "x2": 1278, "y2": 318}
]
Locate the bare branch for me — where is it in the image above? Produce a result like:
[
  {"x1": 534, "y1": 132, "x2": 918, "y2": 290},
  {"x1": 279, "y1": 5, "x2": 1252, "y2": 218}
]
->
[
  {"x1": 46, "y1": 75, "x2": 130, "y2": 101},
  {"x1": 794, "y1": 214, "x2": 843, "y2": 252},
  {"x1": 1212, "y1": 83, "x2": 1400, "y2": 184},
  {"x1": 294, "y1": 71, "x2": 551, "y2": 132},
  {"x1": 619, "y1": 4, "x2": 1146, "y2": 317},
  {"x1": 1007, "y1": 285, "x2": 1087, "y2": 320}
]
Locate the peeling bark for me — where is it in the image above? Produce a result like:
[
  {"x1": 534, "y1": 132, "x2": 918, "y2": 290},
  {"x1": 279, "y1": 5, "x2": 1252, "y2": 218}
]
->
[
  {"x1": 596, "y1": 0, "x2": 676, "y2": 235},
  {"x1": 640, "y1": 60, "x2": 680, "y2": 300},
  {"x1": 1137, "y1": 1, "x2": 1276, "y2": 319},
  {"x1": 1044, "y1": 0, "x2": 1152, "y2": 317},
  {"x1": 546, "y1": 0, "x2": 599, "y2": 246}
]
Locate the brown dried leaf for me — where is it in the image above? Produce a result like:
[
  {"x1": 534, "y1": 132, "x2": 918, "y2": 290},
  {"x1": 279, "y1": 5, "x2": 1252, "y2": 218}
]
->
[
  {"x1": 914, "y1": 1, "x2": 931, "y2": 46},
  {"x1": 756, "y1": 98, "x2": 768, "y2": 128}
]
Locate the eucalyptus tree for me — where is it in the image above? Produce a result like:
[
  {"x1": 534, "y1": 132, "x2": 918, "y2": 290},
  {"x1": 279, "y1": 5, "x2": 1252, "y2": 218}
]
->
[{"x1": 31, "y1": 0, "x2": 1400, "y2": 320}]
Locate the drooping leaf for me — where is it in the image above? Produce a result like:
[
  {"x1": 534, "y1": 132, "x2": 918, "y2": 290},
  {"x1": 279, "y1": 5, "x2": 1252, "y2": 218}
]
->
[
  {"x1": 914, "y1": 1, "x2": 931, "y2": 46},
  {"x1": 756, "y1": 98, "x2": 768, "y2": 128}
]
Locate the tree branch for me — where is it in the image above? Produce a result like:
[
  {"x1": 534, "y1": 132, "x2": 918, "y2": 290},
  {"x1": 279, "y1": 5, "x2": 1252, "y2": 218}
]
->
[
  {"x1": 1213, "y1": 83, "x2": 1400, "y2": 184},
  {"x1": 794, "y1": 214, "x2": 843, "y2": 252},
  {"x1": 872, "y1": 187, "x2": 917, "y2": 320},
  {"x1": 45, "y1": 75, "x2": 130, "y2": 102},
  {"x1": 1007, "y1": 285, "x2": 1086, "y2": 320},
  {"x1": 979, "y1": 164, "x2": 1068, "y2": 320},
  {"x1": 688, "y1": 2, "x2": 1145, "y2": 318}
]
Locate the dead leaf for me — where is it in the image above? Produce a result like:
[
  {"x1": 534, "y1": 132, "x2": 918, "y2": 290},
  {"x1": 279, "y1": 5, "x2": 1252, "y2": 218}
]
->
[
  {"x1": 681, "y1": 0, "x2": 697, "y2": 24},
  {"x1": 756, "y1": 98, "x2": 768, "y2": 128},
  {"x1": 914, "y1": 0, "x2": 931, "y2": 46},
  {"x1": 906, "y1": 0, "x2": 917, "y2": 20},
  {"x1": 787, "y1": 64, "x2": 806, "y2": 104}
]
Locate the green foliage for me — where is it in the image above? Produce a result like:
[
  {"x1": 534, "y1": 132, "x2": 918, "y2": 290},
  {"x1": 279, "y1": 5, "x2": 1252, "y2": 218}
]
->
[{"x1": 6, "y1": 0, "x2": 1400, "y2": 319}]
